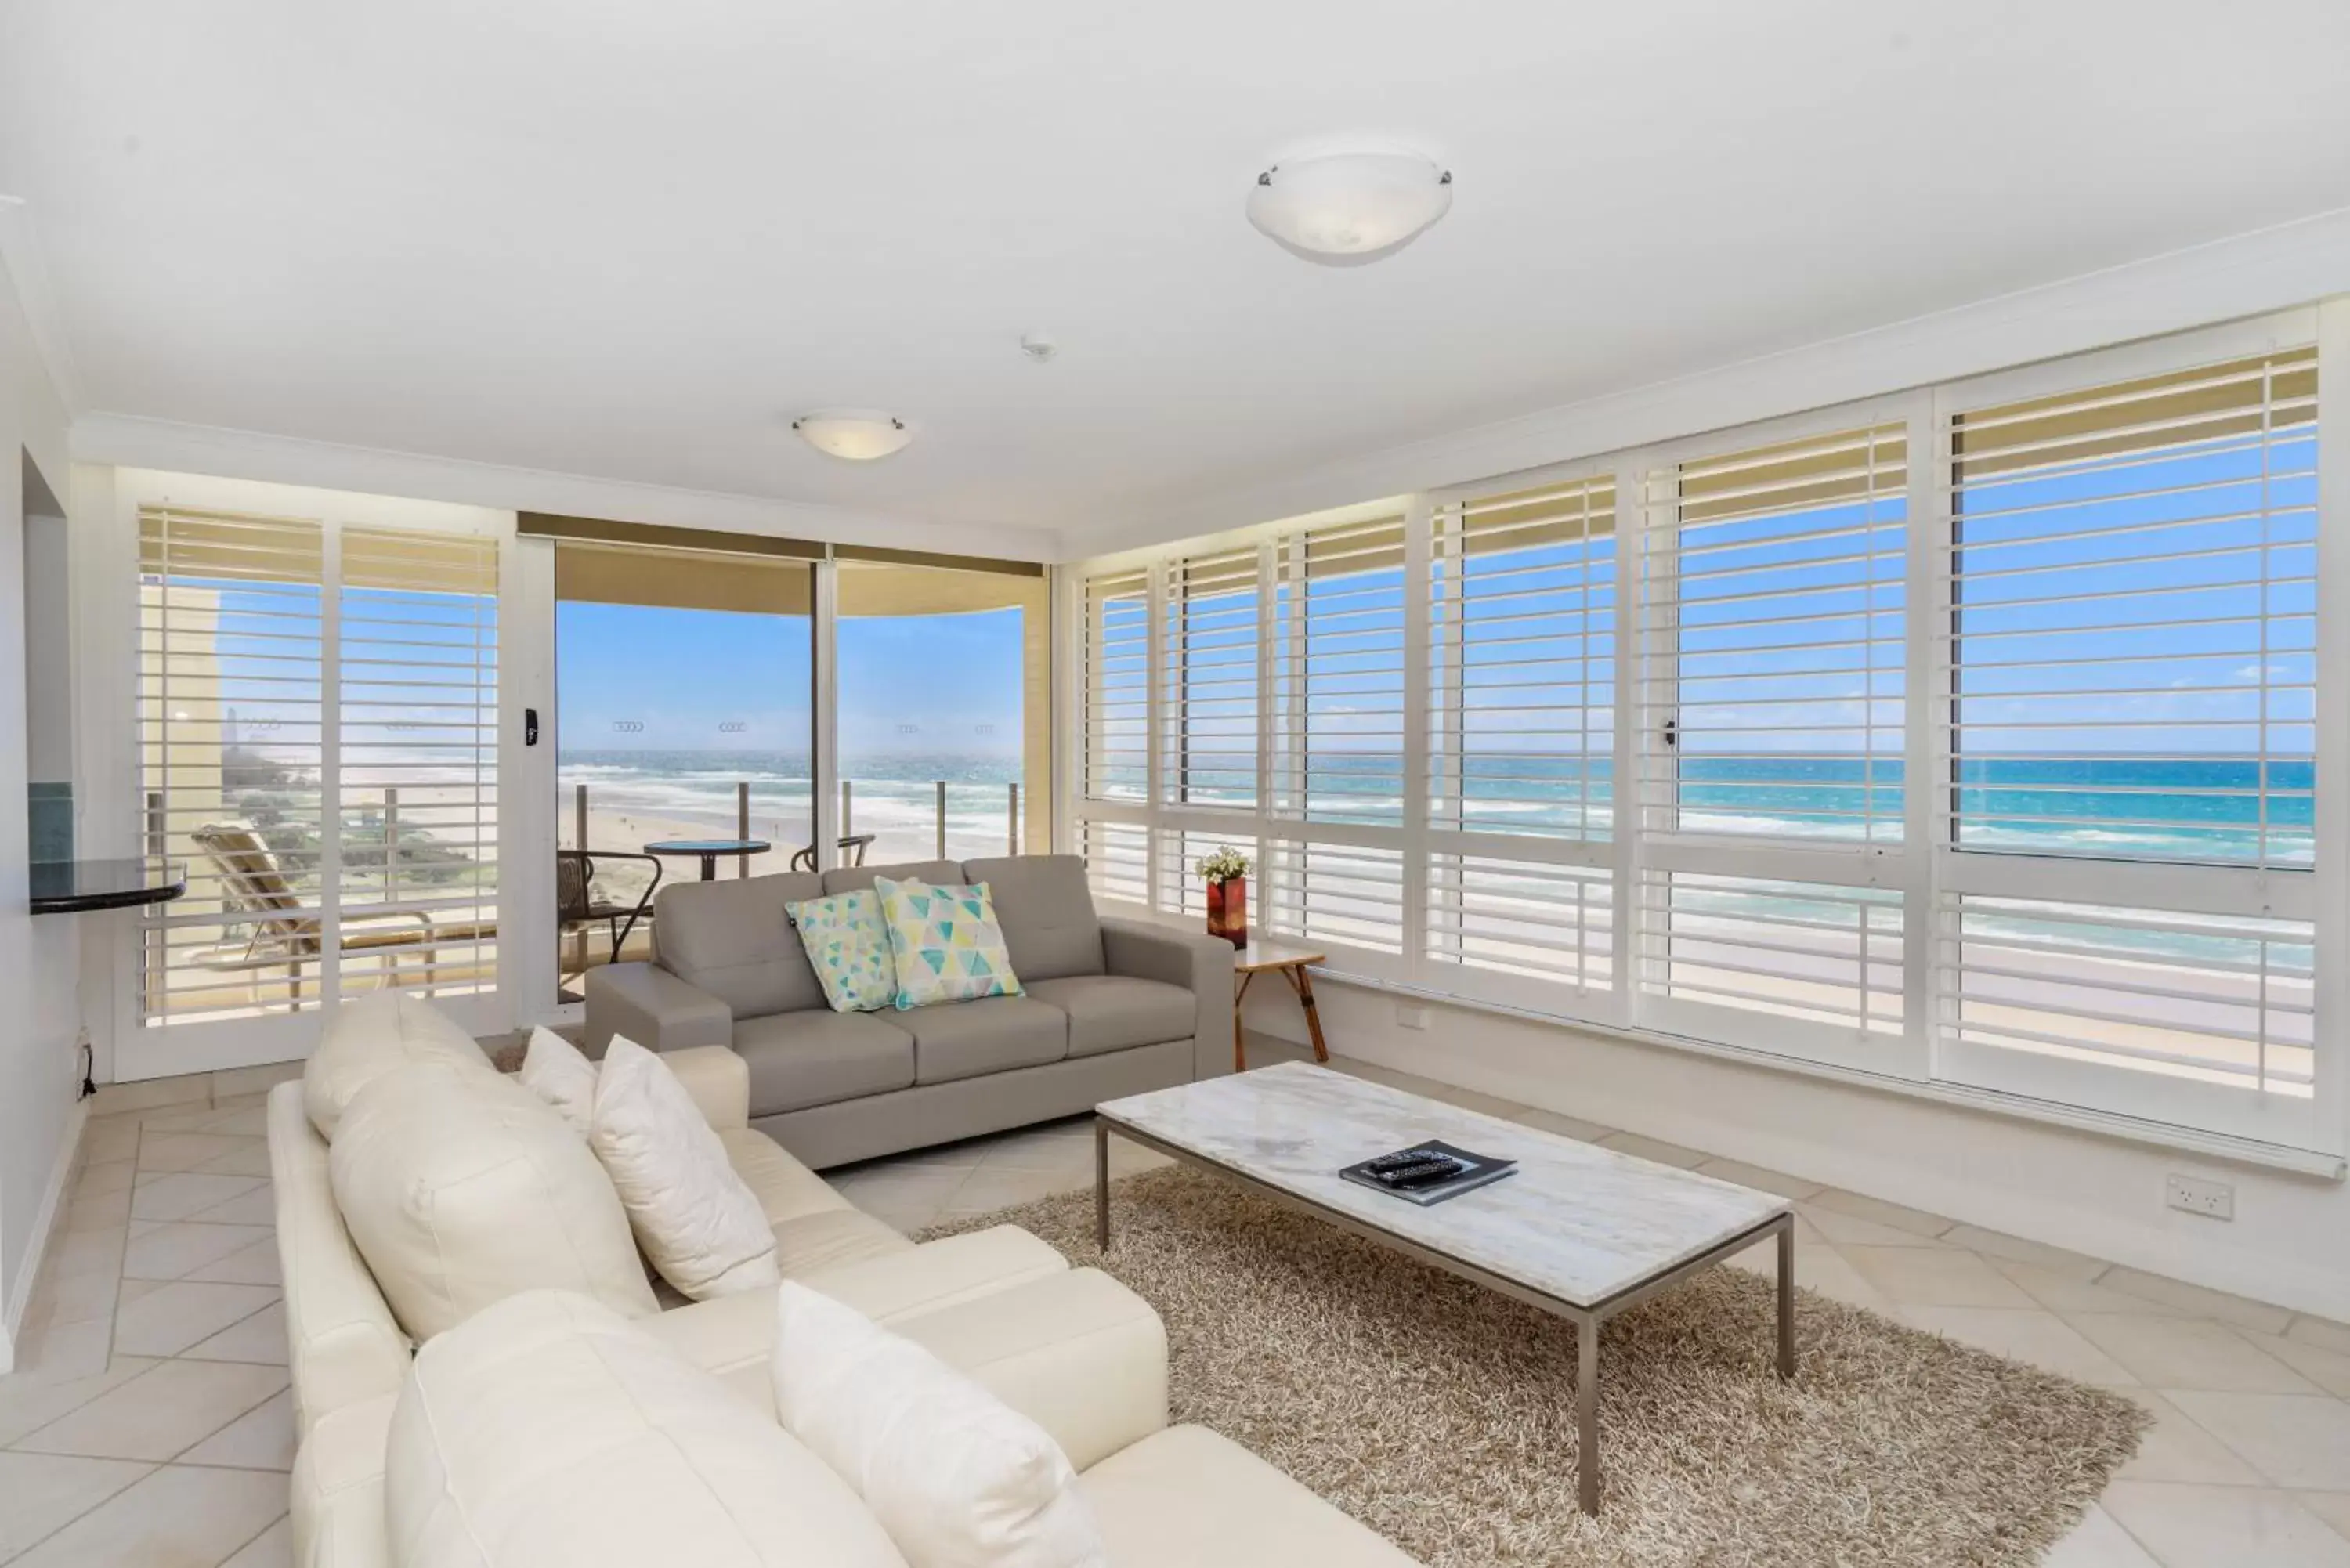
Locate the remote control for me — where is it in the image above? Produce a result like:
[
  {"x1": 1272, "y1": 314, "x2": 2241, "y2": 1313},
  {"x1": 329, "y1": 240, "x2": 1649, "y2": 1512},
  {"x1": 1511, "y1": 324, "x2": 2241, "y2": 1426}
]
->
[
  {"x1": 1364, "y1": 1147, "x2": 1443, "y2": 1176},
  {"x1": 1373, "y1": 1158, "x2": 1463, "y2": 1187}
]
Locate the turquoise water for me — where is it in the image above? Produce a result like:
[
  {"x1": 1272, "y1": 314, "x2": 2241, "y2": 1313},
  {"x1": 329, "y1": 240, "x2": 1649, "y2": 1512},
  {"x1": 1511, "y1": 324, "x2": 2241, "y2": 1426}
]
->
[{"x1": 1141, "y1": 752, "x2": 2312, "y2": 866}]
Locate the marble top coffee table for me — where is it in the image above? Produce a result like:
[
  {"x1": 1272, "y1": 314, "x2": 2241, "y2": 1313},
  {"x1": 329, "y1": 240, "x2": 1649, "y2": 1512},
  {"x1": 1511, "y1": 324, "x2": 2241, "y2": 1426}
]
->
[{"x1": 1094, "y1": 1061, "x2": 1795, "y2": 1516}]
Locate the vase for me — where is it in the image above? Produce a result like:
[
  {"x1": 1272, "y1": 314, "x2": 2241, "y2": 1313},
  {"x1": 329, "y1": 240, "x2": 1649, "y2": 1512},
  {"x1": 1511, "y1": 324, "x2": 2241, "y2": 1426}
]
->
[{"x1": 1205, "y1": 876, "x2": 1248, "y2": 948}]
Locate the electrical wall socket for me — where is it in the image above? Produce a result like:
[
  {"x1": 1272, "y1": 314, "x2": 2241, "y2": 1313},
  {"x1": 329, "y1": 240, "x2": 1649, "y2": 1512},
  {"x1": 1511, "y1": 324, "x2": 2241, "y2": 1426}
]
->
[
  {"x1": 2166, "y1": 1173, "x2": 2235, "y2": 1221},
  {"x1": 1395, "y1": 1003, "x2": 1429, "y2": 1030}
]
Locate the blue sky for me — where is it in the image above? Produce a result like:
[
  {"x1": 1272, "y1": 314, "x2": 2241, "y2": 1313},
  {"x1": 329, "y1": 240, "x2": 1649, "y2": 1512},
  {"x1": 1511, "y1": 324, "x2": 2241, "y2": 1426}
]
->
[{"x1": 555, "y1": 600, "x2": 1026, "y2": 759}]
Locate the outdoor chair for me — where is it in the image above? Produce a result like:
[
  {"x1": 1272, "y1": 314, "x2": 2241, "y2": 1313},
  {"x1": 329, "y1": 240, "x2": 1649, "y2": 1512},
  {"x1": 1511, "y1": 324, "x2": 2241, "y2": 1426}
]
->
[{"x1": 187, "y1": 822, "x2": 497, "y2": 1007}]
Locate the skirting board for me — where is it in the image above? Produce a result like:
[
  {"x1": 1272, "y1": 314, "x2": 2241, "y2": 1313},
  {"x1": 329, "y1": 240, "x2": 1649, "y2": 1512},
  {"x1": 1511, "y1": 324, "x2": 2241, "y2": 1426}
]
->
[{"x1": 0, "y1": 1100, "x2": 89, "y2": 1375}]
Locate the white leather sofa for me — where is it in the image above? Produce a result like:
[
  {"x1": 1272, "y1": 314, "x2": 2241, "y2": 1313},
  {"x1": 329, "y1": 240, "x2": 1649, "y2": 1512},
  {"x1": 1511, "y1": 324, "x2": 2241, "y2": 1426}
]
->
[
  {"x1": 295, "y1": 1289, "x2": 1423, "y2": 1567},
  {"x1": 274, "y1": 992, "x2": 1419, "y2": 1566}
]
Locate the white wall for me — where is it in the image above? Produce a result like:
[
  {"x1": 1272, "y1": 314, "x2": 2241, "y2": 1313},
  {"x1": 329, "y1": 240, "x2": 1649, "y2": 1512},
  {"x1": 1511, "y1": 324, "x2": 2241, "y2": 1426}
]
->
[
  {"x1": 1245, "y1": 977, "x2": 2350, "y2": 1324},
  {"x1": 0, "y1": 244, "x2": 83, "y2": 1371}
]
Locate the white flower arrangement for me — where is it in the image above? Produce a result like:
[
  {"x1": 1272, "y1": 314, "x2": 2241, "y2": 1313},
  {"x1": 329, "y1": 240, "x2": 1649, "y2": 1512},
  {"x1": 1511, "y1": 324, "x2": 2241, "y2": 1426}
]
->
[{"x1": 1195, "y1": 845, "x2": 1252, "y2": 885}]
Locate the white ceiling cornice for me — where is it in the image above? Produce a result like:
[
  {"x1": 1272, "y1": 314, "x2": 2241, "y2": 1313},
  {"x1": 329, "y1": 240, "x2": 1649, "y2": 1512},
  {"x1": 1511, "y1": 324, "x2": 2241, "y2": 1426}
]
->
[
  {"x1": 1061, "y1": 204, "x2": 2350, "y2": 563},
  {"x1": 71, "y1": 412, "x2": 1058, "y2": 562}
]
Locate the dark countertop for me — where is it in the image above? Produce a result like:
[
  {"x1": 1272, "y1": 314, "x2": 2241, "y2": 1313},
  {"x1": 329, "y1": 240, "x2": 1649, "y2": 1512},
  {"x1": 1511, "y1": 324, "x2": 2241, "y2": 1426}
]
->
[{"x1": 31, "y1": 858, "x2": 188, "y2": 915}]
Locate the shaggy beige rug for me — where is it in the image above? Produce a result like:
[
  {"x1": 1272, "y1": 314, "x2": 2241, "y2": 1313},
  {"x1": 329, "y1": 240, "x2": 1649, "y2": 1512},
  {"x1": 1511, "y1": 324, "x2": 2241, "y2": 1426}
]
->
[{"x1": 931, "y1": 1165, "x2": 2146, "y2": 1568}]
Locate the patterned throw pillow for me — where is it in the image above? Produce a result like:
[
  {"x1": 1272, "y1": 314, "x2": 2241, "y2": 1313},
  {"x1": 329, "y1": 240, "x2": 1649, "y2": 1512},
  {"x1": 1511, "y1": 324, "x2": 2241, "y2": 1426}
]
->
[
  {"x1": 784, "y1": 889, "x2": 899, "y2": 1013},
  {"x1": 873, "y1": 876, "x2": 1023, "y2": 1010}
]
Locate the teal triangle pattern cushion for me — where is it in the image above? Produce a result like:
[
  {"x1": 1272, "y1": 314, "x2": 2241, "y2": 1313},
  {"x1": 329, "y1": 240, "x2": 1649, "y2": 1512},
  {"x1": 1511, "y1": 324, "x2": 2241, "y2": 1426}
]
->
[
  {"x1": 873, "y1": 876, "x2": 1023, "y2": 1010},
  {"x1": 783, "y1": 888, "x2": 899, "y2": 1013}
]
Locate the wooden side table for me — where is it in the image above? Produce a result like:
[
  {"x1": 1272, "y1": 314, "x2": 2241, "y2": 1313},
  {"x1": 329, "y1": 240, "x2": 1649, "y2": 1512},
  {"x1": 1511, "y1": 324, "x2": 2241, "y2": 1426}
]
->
[{"x1": 1231, "y1": 940, "x2": 1329, "y2": 1072}]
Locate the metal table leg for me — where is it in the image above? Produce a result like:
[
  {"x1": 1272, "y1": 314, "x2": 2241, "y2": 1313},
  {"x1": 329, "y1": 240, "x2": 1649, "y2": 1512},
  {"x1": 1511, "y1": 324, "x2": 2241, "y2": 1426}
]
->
[
  {"x1": 1577, "y1": 1310, "x2": 1601, "y2": 1515},
  {"x1": 1095, "y1": 1118, "x2": 1112, "y2": 1251},
  {"x1": 1777, "y1": 1215, "x2": 1796, "y2": 1378}
]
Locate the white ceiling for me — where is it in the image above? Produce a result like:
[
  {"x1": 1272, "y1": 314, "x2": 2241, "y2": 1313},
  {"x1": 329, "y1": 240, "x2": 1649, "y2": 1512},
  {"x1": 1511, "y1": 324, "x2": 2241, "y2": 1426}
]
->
[{"x1": 4, "y1": 0, "x2": 2348, "y2": 550}]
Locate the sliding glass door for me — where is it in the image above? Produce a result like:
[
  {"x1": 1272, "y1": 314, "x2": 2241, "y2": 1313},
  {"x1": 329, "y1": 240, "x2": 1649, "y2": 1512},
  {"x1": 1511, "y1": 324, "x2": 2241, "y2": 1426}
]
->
[
  {"x1": 834, "y1": 558, "x2": 1049, "y2": 865},
  {"x1": 551, "y1": 541, "x2": 814, "y2": 1002}
]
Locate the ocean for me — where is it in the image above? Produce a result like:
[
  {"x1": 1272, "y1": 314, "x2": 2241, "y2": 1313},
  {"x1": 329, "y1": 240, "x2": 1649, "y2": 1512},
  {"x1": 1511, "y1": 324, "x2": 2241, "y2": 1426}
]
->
[{"x1": 559, "y1": 748, "x2": 1028, "y2": 863}]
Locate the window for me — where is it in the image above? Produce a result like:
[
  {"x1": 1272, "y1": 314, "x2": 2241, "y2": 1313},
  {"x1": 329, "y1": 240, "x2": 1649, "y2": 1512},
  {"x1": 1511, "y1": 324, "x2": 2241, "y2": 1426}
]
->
[
  {"x1": 1643, "y1": 424, "x2": 1907, "y2": 845},
  {"x1": 1634, "y1": 422, "x2": 1910, "y2": 1061},
  {"x1": 1936, "y1": 343, "x2": 2321, "y2": 1144},
  {"x1": 1071, "y1": 307, "x2": 2339, "y2": 1157},
  {"x1": 1430, "y1": 478, "x2": 1615, "y2": 840},
  {"x1": 139, "y1": 506, "x2": 501, "y2": 1035}
]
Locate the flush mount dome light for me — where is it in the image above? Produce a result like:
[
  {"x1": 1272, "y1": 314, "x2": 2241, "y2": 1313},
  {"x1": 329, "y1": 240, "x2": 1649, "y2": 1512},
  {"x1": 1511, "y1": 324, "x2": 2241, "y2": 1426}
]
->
[
  {"x1": 1246, "y1": 150, "x2": 1452, "y2": 266},
  {"x1": 793, "y1": 410, "x2": 913, "y2": 461}
]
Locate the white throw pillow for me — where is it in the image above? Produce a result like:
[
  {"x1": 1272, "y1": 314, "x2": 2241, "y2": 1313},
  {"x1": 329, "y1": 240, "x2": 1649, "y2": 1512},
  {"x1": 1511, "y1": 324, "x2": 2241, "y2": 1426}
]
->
[
  {"x1": 772, "y1": 1281, "x2": 1107, "y2": 1568},
  {"x1": 517, "y1": 1026, "x2": 598, "y2": 1134},
  {"x1": 590, "y1": 1036, "x2": 779, "y2": 1300}
]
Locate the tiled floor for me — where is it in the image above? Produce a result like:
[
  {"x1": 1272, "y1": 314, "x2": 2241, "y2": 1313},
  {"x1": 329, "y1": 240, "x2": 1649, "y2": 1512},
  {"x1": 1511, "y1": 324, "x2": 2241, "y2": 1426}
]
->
[{"x1": 8, "y1": 1041, "x2": 2350, "y2": 1566}]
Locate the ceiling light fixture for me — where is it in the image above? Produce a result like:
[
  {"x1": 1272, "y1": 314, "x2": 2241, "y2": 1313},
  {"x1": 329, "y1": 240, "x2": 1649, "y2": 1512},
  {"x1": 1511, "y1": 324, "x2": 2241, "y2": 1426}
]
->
[
  {"x1": 793, "y1": 410, "x2": 913, "y2": 461},
  {"x1": 1246, "y1": 149, "x2": 1452, "y2": 266}
]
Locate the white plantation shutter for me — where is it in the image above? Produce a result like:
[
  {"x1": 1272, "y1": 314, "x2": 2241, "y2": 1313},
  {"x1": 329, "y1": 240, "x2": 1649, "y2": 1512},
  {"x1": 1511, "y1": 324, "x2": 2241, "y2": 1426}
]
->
[
  {"x1": 1935, "y1": 343, "x2": 2323, "y2": 1144},
  {"x1": 336, "y1": 528, "x2": 500, "y2": 1001},
  {"x1": 1079, "y1": 819, "x2": 1151, "y2": 909},
  {"x1": 1162, "y1": 547, "x2": 1262, "y2": 812},
  {"x1": 1423, "y1": 476, "x2": 1618, "y2": 1006},
  {"x1": 139, "y1": 508, "x2": 503, "y2": 1033},
  {"x1": 1634, "y1": 422, "x2": 1912, "y2": 1061},
  {"x1": 1640, "y1": 872, "x2": 1904, "y2": 1042},
  {"x1": 140, "y1": 508, "x2": 328, "y2": 1024},
  {"x1": 1065, "y1": 307, "x2": 2341, "y2": 1158},
  {"x1": 1430, "y1": 477, "x2": 1616, "y2": 840},
  {"x1": 1272, "y1": 517, "x2": 1407, "y2": 826},
  {"x1": 1080, "y1": 569, "x2": 1150, "y2": 805},
  {"x1": 1266, "y1": 838, "x2": 1406, "y2": 955},
  {"x1": 1641, "y1": 423, "x2": 1907, "y2": 844},
  {"x1": 1258, "y1": 515, "x2": 1410, "y2": 961}
]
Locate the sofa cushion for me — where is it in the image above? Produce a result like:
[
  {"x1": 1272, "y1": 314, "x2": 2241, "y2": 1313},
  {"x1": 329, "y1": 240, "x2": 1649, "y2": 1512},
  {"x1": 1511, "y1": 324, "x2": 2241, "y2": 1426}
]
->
[
  {"x1": 268, "y1": 1083, "x2": 410, "y2": 1438},
  {"x1": 899, "y1": 995, "x2": 1068, "y2": 1086},
  {"x1": 1021, "y1": 976, "x2": 1196, "y2": 1058},
  {"x1": 1080, "y1": 1424, "x2": 1419, "y2": 1567},
  {"x1": 387, "y1": 1290, "x2": 910, "y2": 1568},
  {"x1": 962, "y1": 856, "x2": 1104, "y2": 982},
  {"x1": 733, "y1": 1010, "x2": 916, "y2": 1117},
  {"x1": 716, "y1": 1127, "x2": 913, "y2": 1275},
  {"x1": 304, "y1": 990, "x2": 495, "y2": 1140},
  {"x1": 331, "y1": 1068, "x2": 658, "y2": 1339},
  {"x1": 590, "y1": 1039, "x2": 780, "y2": 1301},
  {"x1": 823, "y1": 858, "x2": 962, "y2": 896},
  {"x1": 653, "y1": 872, "x2": 829, "y2": 1019}
]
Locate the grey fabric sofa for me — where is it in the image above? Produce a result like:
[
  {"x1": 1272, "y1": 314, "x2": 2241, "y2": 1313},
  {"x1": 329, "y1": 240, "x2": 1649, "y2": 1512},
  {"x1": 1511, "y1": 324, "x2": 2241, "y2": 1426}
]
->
[{"x1": 583, "y1": 854, "x2": 1235, "y2": 1169}]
